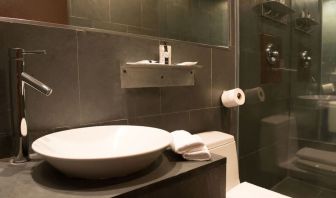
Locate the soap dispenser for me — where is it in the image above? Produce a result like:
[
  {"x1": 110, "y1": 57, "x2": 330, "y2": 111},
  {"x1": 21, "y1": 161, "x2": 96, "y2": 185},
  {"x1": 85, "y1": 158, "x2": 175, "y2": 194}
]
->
[{"x1": 159, "y1": 42, "x2": 171, "y2": 65}]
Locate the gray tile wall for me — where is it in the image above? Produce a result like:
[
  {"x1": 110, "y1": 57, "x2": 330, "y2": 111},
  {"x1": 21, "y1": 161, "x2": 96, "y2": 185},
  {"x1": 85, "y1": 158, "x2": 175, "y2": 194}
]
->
[
  {"x1": 0, "y1": 0, "x2": 237, "y2": 158},
  {"x1": 289, "y1": 0, "x2": 336, "y2": 159}
]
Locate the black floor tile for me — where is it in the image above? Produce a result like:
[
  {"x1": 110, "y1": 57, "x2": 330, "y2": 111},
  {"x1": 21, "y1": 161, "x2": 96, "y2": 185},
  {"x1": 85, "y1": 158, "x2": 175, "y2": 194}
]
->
[
  {"x1": 272, "y1": 177, "x2": 321, "y2": 198},
  {"x1": 317, "y1": 189, "x2": 336, "y2": 198}
]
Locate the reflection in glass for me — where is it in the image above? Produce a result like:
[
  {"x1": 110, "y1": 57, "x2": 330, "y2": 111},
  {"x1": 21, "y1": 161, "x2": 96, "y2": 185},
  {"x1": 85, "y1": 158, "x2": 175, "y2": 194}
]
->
[{"x1": 0, "y1": 0, "x2": 230, "y2": 46}]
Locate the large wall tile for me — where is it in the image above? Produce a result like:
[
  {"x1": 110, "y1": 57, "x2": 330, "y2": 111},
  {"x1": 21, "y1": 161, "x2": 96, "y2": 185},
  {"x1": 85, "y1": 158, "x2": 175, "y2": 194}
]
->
[
  {"x1": 2, "y1": 22, "x2": 80, "y2": 132},
  {"x1": 189, "y1": 107, "x2": 225, "y2": 134},
  {"x1": 124, "y1": 88, "x2": 161, "y2": 117},
  {"x1": 129, "y1": 112, "x2": 190, "y2": 132},
  {"x1": 0, "y1": 134, "x2": 12, "y2": 158},
  {"x1": 110, "y1": 0, "x2": 141, "y2": 27},
  {"x1": 161, "y1": 42, "x2": 212, "y2": 113},
  {"x1": 77, "y1": 31, "x2": 159, "y2": 124},
  {"x1": 0, "y1": 110, "x2": 11, "y2": 135},
  {"x1": 272, "y1": 177, "x2": 322, "y2": 198},
  {"x1": 239, "y1": 143, "x2": 287, "y2": 188},
  {"x1": 141, "y1": 0, "x2": 159, "y2": 30},
  {"x1": 212, "y1": 48, "x2": 236, "y2": 107},
  {"x1": 70, "y1": 0, "x2": 110, "y2": 22}
]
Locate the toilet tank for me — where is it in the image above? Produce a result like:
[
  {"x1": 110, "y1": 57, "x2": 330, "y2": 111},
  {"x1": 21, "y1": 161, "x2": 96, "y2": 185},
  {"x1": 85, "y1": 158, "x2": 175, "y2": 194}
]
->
[{"x1": 198, "y1": 131, "x2": 240, "y2": 191}]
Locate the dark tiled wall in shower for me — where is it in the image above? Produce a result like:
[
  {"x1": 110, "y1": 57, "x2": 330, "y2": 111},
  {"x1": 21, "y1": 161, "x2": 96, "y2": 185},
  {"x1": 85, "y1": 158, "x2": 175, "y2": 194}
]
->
[
  {"x1": 68, "y1": 0, "x2": 229, "y2": 46},
  {"x1": 321, "y1": 0, "x2": 336, "y2": 83},
  {"x1": 0, "y1": 0, "x2": 236, "y2": 158},
  {"x1": 289, "y1": 0, "x2": 323, "y2": 153},
  {"x1": 239, "y1": 0, "x2": 292, "y2": 188},
  {"x1": 239, "y1": 0, "x2": 324, "y2": 190},
  {"x1": 288, "y1": 0, "x2": 336, "y2": 189}
]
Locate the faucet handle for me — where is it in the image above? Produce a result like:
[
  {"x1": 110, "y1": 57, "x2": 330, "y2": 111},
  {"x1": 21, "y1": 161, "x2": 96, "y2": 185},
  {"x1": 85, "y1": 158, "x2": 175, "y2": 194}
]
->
[
  {"x1": 23, "y1": 50, "x2": 47, "y2": 55},
  {"x1": 10, "y1": 48, "x2": 47, "y2": 60}
]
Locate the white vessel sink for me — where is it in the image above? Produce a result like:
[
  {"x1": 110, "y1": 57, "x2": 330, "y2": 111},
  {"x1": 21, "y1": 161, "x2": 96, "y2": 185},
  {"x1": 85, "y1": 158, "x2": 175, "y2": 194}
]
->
[{"x1": 32, "y1": 125, "x2": 171, "y2": 179}]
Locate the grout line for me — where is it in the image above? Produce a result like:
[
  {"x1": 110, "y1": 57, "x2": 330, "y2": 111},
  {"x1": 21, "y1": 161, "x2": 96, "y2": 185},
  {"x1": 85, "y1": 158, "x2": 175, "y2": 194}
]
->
[
  {"x1": 188, "y1": 110, "x2": 191, "y2": 131},
  {"x1": 88, "y1": 118, "x2": 128, "y2": 123},
  {"x1": 75, "y1": 31, "x2": 82, "y2": 125},
  {"x1": 210, "y1": 48, "x2": 213, "y2": 107},
  {"x1": 80, "y1": 119, "x2": 129, "y2": 128},
  {"x1": 140, "y1": 0, "x2": 143, "y2": 29},
  {"x1": 68, "y1": 0, "x2": 72, "y2": 15},
  {"x1": 108, "y1": 0, "x2": 111, "y2": 22},
  {"x1": 0, "y1": 133, "x2": 11, "y2": 138},
  {"x1": 159, "y1": 39, "x2": 162, "y2": 114},
  {"x1": 315, "y1": 185, "x2": 336, "y2": 193},
  {"x1": 271, "y1": 177, "x2": 331, "y2": 198},
  {"x1": 130, "y1": 106, "x2": 221, "y2": 120},
  {"x1": 135, "y1": 111, "x2": 190, "y2": 120},
  {"x1": 159, "y1": 87, "x2": 162, "y2": 113},
  {"x1": 284, "y1": 177, "x2": 327, "y2": 194},
  {"x1": 289, "y1": 137, "x2": 336, "y2": 146},
  {"x1": 0, "y1": 17, "x2": 230, "y2": 50},
  {"x1": 239, "y1": 142, "x2": 282, "y2": 159},
  {"x1": 271, "y1": 176, "x2": 290, "y2": 190},
  {"x1": 235, "y1": 0, "x2": 240, "y2": 156}
]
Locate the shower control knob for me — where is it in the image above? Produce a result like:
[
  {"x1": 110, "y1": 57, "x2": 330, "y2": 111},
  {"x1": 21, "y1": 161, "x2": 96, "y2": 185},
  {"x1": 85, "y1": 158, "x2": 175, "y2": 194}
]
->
[
  {"x1": 265, "y1": 43, "x2": 280, "y2": 65},
  {"x1": 301, "y1": 50, "x2": 312, "y2": 69}
]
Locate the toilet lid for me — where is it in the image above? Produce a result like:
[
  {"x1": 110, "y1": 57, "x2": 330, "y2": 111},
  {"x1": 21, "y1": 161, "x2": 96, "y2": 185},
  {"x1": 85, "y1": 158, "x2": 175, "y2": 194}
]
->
[
  {"x1": 197, "y1": 131, "x2": 234, "y2": 149},
  {"x1": 227, "y1": 182, "x2": 291, "y2": 198}
]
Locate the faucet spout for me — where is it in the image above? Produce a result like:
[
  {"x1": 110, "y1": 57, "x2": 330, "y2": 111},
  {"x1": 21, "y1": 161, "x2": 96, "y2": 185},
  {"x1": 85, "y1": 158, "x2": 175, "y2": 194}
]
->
[
  {"x1": 21, "y1": 72, "x2": 52, "y2": 96},
  {"x1": 22, "y1": 50, "x2": 47, "y2": 55}
]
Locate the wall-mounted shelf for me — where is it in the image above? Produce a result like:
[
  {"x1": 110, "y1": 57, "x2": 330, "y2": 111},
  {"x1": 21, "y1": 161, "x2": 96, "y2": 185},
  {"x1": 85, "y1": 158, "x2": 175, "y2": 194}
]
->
[
  {"x1": 120, "y1": 64, "x2": 202, "y2": 88},
  {"x1": 295, "y1": 17, "x2": 319, "y2": 34},
  {"x1": 259, "y1": 1, "x2": 294, "y2": 25}
]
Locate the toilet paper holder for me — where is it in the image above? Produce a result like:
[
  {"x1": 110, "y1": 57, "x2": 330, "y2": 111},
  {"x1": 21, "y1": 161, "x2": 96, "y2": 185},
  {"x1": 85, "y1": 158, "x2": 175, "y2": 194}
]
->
[{"x1": 221, "y1": 88, "x2": 245, "y2": 108}]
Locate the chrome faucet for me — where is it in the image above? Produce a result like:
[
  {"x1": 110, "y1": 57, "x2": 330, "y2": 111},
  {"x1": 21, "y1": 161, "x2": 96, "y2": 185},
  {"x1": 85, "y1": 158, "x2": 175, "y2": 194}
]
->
[
  {"x1": 306, "y1": 76, "x2": 318, "y2": 95},
  {"x1": 9, "y1": 48, "x2": 52, "y2": 164}
]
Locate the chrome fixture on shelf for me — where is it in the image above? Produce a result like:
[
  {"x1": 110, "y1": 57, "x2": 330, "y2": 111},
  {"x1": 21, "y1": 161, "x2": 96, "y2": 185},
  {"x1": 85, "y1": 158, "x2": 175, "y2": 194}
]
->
[{"x1": 9, "y1": 48, "x2": 52, "y2": 164}]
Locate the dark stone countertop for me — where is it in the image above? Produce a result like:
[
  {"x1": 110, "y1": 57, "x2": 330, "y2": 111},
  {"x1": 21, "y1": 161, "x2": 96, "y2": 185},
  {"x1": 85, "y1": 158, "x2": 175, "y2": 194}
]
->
[{"x1": 0, "y1": 151, "x2": 226, "y2": 198}]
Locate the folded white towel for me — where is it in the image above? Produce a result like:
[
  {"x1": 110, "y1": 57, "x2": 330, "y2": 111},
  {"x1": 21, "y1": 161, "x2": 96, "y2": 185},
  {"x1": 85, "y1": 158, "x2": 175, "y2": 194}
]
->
[
  {"x1": 127, "y1": 60, "x2": 158, "y2": 65},
  {"x1": 183, "y1": 146, "x2": 211, "y2": 161},
  {"x1": 176, "y1": 61, "x2": 198, "y2": 66},
  {"x1": 170, "y1": 130, "x2": 204, "y2": 154}
]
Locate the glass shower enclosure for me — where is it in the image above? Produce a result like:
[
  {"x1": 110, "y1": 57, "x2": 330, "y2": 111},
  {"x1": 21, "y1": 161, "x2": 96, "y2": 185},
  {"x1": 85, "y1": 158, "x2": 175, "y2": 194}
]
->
[{"x1": 239, "y1": 0, "x2": 336, "y2": 197}]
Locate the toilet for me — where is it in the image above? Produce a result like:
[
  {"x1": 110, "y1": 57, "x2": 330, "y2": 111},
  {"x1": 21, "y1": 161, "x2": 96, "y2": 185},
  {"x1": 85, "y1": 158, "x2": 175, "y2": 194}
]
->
[{"x1": 198, "y1": 131, "x2": 290, "y2": 198}]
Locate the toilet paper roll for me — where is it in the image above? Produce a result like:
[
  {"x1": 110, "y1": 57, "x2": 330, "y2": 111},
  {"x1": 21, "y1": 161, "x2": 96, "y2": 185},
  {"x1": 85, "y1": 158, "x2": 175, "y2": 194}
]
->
[
  {"x1": 221, "y1": 88, "x2": 245, "y2": 108},
  {"x1": 244, "y1": 87, "x2": 265, "y2": 104},
  {"x1": 322, "y1": 83, "x2": 335, "y2": 94}
]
